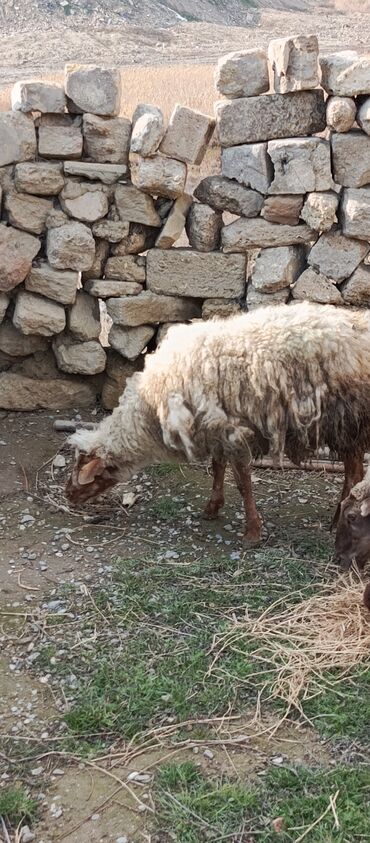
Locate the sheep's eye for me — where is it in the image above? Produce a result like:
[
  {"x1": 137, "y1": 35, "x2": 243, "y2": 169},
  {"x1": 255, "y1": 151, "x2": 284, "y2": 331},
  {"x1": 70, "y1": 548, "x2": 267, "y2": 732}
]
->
[{"x1": 347, "y1": 511, "x2": 358, "y2": 524}]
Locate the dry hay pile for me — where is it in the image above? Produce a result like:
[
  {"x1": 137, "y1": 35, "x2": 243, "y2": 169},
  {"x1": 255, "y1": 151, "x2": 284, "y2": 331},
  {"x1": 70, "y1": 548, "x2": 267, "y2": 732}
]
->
[{"x1": 210, "y1": 572, "x2": 370, "y2": 733}]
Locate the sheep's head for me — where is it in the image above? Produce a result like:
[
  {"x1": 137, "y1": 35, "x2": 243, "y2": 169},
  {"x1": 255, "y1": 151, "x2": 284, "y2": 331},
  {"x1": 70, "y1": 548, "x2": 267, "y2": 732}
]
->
[
  {"x1": 335, "y1": 487, "x2": 370, "y2": 570},
  {"x1": 66, "y1": 449, "x2": 119, "y2": 505}
]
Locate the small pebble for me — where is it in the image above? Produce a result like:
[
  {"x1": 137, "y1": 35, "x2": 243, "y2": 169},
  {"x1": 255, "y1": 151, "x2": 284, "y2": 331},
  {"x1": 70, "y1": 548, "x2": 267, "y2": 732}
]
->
[
  {"x1": 20, "y1": 825, "x2": 35, "y2": 843},
  {"x1": 203, "y1": 749, "x2": 214, "y2": 760}
]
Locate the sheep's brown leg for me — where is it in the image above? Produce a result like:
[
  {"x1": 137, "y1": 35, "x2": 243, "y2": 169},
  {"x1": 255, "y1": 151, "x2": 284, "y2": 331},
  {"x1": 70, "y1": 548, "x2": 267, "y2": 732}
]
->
[
  {"x1": 203, "y1": 457, "x2": 227, "y2": 519},
  {"x1": 330, "y1": 453, "x2": 364, "y2": 530},
  {"x1": 231, "y1": 458, "x2": 262, "y2": 545}
]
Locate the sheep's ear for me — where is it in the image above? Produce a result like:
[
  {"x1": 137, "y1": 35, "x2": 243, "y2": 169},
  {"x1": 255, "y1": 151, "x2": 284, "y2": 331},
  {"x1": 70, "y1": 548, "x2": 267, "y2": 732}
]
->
[
  {"x1": 78, "y1": 457, "x2": 106, "y2": 486},
  {"x1": 360, "y1": 498, "x2": 370, "y2": 518}
]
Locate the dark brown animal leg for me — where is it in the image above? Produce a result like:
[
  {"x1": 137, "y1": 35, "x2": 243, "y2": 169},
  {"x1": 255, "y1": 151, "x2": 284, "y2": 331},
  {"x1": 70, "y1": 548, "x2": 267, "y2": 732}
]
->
[
  {"x1": 203, "y1": 457, "x2": 227, "y2": 519},
  {"x1": 231, "y1": 458, "x2": 263, "y2": 545},
  {"x1": 331, "y1": 453, "x2": 365, "y2": 530}
]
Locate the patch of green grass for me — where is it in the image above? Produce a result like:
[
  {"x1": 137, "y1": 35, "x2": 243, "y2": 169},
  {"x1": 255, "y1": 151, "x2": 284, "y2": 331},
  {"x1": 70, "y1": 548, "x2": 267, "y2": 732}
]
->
[
  {"x1": 153, "y1": 761, "x2": 370, "y2": 842},
  {"x1": 0, "y1": 786, "x2": 37, "y2": 828},
  {"x1": 148, "y1": 463, "x2": 181, "y2": 478},
  {"x1": 304, "y1": 666, "x2": 370, "y2": 743},
  {"x1": 150, "y1": 496, "x2": 184, "y2": 520}
]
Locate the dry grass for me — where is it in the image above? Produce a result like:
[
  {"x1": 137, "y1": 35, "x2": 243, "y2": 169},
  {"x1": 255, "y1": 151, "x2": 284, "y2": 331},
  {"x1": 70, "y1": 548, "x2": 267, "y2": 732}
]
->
[
  {"x1": 334, "y1": 0, "x2": 370, "y2": 11},
  {"x1": 0, "y1": 64, "x2": 216, "y2": 118}
]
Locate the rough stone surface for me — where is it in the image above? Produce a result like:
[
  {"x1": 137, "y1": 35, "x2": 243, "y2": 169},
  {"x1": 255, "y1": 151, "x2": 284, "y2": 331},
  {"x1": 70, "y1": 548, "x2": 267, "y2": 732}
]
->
[
  {"x1": 292, "y1": 267, "x2": 342, "y2": 304},
  {"x1": 308, "y1": 230, "x2": 369, "y2": 281},
  {"x1": 320, "y1": 51, "x2": 370, "y2": 96},
  {"x1": 331, "y1": 132, "x2": 370, "y2": 188},
  {"x1": 247, "y1": 284, "x2": 289, "y2": 310},
  {"x1": 0, "y1": 293, "x2": 9, "y2": 323},
  {"x1": 85, "y1": 279, "x2": 142, "y2": 298},
  {"x1": 102, "y1": 350, "x2": 142, "y2": 410},
  {"x1": 46, "y1": 208, "x2": 70, "y2": 229},
  {"x1": 11, "y1": 81, "x2": 66, "y2": 114},
  {"x1": 155, "y1": 194, "x2": 192, "y2": 249},
  {"x1": 109, "y1": 324, "x2": 155, "y2": 360},
  {"x1": 13, "y1": 290, "x2": 66, "y2": 336},
  {"x1": 65, "y1": 64, "x2": 121, "y2": 116},
  {"x1": 0, "y1": 372, "x2": 97, "y2": 410},
  {"x1": 202, "y1": 299, "x2": 241, "y2": 319},
  {"x1": 0, "y1": 226, "x2": 41, "y2": 292},
  {"x1": 133, "y1": 155, "x2": 187, "y2": 199},
  {"x1": 60, "y1": 182, "x2": 109, "y2": 223},
  {"x1": 107, "y1": 291, "x2": 201, "y2": 327},
  {"x1": 15, "y1": 162, "x2": 64, "y2": 196},
  {"x1": 215, "y1": 48, "x2": 269, "y2": 98},
  {"x1": 47, "y1": 222, "x2": 95, "y2": 272},
  {"x1": 160, "y1": 105, "x2": 214, "y2": 165},
  {"x1": 0, "y1": 320, "x2": 47, "y2": 356},
  {"x1": 53, "y1": 333, "x2": 106, "y2": 375},
  {"x1": 357, "y1": 98, "x2": 370, "y2": 136},
  {"x1": 25, "y1": 263, "x2": 78, "y2": 305},
  {"x1": 221, "y1": 143, "x2": 272, "y2": 194},
  {"x1": 268, "y1": 35, "x2": 319, "y2": 93},
  {"x1": 300, "y1": 191, "x2": 339, "y2": 233},
  {"x1": 222, "y1": 219, "x2": 315, "y2": 252},
  {"x1": 82, "y1": 238, "x2": 109, "y2": 281},
  {"x1": 5, "y1": 192, "x2": 53, "y2": 235},
  {"x1": 251, "y1": 245, "x2": 305, "y2": 293},
  {"x1": 0, "y1": 112, "x2": 36, "y2": 166},
  {"x1": 112, "y1": 222, "x2": 158, "y2": 255},
  {"x1": 340, "y1": 264, "x2": 370, "y2": 306},
  {"x1": 216, "y1": 90, "x2": 326, "y2": 147},
  {"x1": 261, "y1": 195, "x2": 303, "y2": 226},
  {"x1": 146, "y1": 249, "x2": 246, "y2": 298},
  {"x1": 38, "y1": 114, "x2": 83, "y2": 159},
  {"x1": 83, "y1": 114, "x2": 131, "y2": 164},
  {"x1": 326, "y1": 96, "x2": 356, "y2": 133},
  {"x1": 194, "y1": 176, "x2": 263, "y2": 217},
  {"x1": 131, "y1": 105, "x2": 165, "y2": 156},
  {"x1": 68, "y1": 290, "x2": 101, "y2": 341},
  {"x1": 105, "y1": 255, "x2": 146, "y2": 283},
  {"x1": 92, "y1": 219, "x2": 130, "y2": 242},
  {"x1": 64, "y1": 161, "x2": 127, "y2": 184},
  {"x1": 342, "y1": 188, "x2": 370, "y2": 241},
  {"x1": 115, "y1": 184, "x2": 161, "y2": 227},
  {"x1": 268, "y1": 138, "x2": 333, "y2": 194},
  {"x1": 186, "y1": 203, "x2": 222, "y2": 252}
]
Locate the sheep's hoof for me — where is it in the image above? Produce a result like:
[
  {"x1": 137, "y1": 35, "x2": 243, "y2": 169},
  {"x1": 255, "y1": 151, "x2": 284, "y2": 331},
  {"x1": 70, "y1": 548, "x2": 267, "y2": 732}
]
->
[
  {"x1": 202, "y1": 501, "x2": 224, "y2": 520},
  {"x1": 242, "y1": 530, "x2": 263, "y2": 548}
]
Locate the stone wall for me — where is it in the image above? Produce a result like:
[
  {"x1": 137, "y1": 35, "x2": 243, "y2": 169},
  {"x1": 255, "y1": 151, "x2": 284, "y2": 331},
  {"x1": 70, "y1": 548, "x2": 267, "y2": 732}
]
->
[{"x1": 1, "y1": 43, "x2": 370, "y2": 411}]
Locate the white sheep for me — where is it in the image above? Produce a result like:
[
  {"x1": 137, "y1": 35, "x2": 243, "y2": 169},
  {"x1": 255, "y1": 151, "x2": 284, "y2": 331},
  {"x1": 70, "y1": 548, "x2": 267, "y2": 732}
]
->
[{"x1": 66, "y1": 301, "x2": 370, "y2": 543}]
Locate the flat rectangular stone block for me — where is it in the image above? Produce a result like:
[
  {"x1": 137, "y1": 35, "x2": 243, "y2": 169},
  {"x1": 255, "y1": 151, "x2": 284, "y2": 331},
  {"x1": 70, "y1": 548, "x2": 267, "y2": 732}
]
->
[
  {"x1": 215, "y1": 90, "x2": 326, "y2": 147},
  {"x1": 146, "y1": 248, "x2": 246, "y2": 298}
]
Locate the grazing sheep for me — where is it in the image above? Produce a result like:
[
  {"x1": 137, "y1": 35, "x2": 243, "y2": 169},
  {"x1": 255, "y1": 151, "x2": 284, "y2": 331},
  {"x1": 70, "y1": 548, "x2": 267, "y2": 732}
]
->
[
  {"x1": 335, "y1": 465, "x2": 370, "y2": 570},
  {"x1": 66, "y1": 302, "x2": 370, "y2": 543}
]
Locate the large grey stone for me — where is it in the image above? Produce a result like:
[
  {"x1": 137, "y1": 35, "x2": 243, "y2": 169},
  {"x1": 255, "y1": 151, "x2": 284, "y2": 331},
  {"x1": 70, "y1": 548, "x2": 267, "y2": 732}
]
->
[
  {"x1": 247, "y1": 284, "x2": 289, "y2": 310},
  {"x1": 261, "y1": 195, "x2": 303, "y2": 226},
  {"x1": 109, "y1": 324, "x2": 155, "y2": 360},
  {"x1": 202, "y1": 299, "x2": 241, "y2": 319},
  {"x1": 131, "y1": 105, "x2": 165, "y2": 156},
  {"x1": 331, "y1": 132, "x2": 370, "y2": 188},
  {"x1": 13, "y1": 290, "x2": 66, "y2": 336},
  {"x1": 268, "y1": 138, "x2": 333, "y2": 194},
  {"x1": 25, "y1": 263, "x2": 78, "y2": 305},
  {"x1": 107, "y1": 291, "x2": 201, "y2": 327},
  {"x1": 53, "y1": 333, "x2": 106, "y2": 375},
  {"x1": 222, "y1": 219, "x2": 315, "y2": 252},
  {"x1": 0, "y1": 226, "x2": 41, "y2": 292},
  {"x1": 159, "y1": 105, "x2": 214, "y2": 165},
  {"x1": 268, "y1": 35, "x2": 319, "y2": 93},
  {"x1": 82, "y1": 114, "x2": 131, "y2": 164},
  {"x1": 340, "y1": 264, "x2": 370, "y2": 306},
  {"x1": 221, "y1": 143, "x2": 272, "y2": 194},
  {"x1": 64, "y1": 160, "x2": 127, "y2": 184},
  {"x1": 0, "y1": 293, "x2": 9, "y2": 323},
  {"x1": 105, "y1": 255, "x2": 146, "y2": 283},
  {"x1": 357, "y1": 98, "x2": 370, "y2": 136},
  {"x1": 38, "y1": 114, "x2": 83, "y2": 159},
  {"x1": 186, "y1": 203, "x2": 222, "y2": 252},
  {"x1": 342, "y1": 188, "x2": 370, "y2": 241},
  {"x1": 5, "y1": 192, "x2": 53, "y2": 235},
  {"x1": 84, "y1": 279, "x2": 142, "y2": 298},
  {"x1": 320, "y1": 51, "x2": 370, "y2": 96},
  {"x1": 215, "y1": 48, "x2": 269, "y2": 98},
  {"x1": 60, "y1": 181, "x2": 109, "y2": 223},
  {"x1": 92, "y1": 219, "x2": 130, "y2": 242},
  {"x1": 15, "y1": 162, "x2": 64, "y2": 196},
  {"x1": 11, "y1": 81, "x2": 66, "y2": 114},
  {"x1": 101, "y1": 350, "x2": 142, "y2": 410},
  {"x1": 292, "y1": 267, "x2": 342, "y2": 304},
  {"x1": 251, "y1": 246, "x2": 305, "y2": 293},
  {"x1": 0, "y1": 112, "x2": 36, "y2": 166},
  {"x1": 68, "y1": 290, "x2": 101, "y2": 341},
  {"x1": 308, "y1": 231, "x2": 369, "y2": 281},
  {"x1": 155, "y1": 194, "x2": 192, "y2": 249},
  {"x1": 300, "y1": 191, "x2": 339, "y2": 233},
  {"x1": 194, "y1": 176, "x2": 263, "y2": 217},
  {"x1": 0, "y1": 320, "x2": 47, "y2": 356},
  {"x1": 0, "y1": 372, "x2": 97, "y2": 410},
  {"x1": 216, "y1": 90, "x2": 326, "y2": 147},
  {"x1": 65, "y1": 64, "x2": 121, "y2": 116},
  {"x1": 326, "y1": 96, "x2": 356, "y2": 133},
  {"x1": 132, "y1": 155, "x2": 187, "y2": 199},
  {"x1": 114, "y1": 184, "x2": 161, "y2": 227},
  {"x1": 146, "y1": 249, "x2": 246, "y2": 298},
  {"x1": 47, "y1": 223, "x2": 95, "y2": 272}
]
